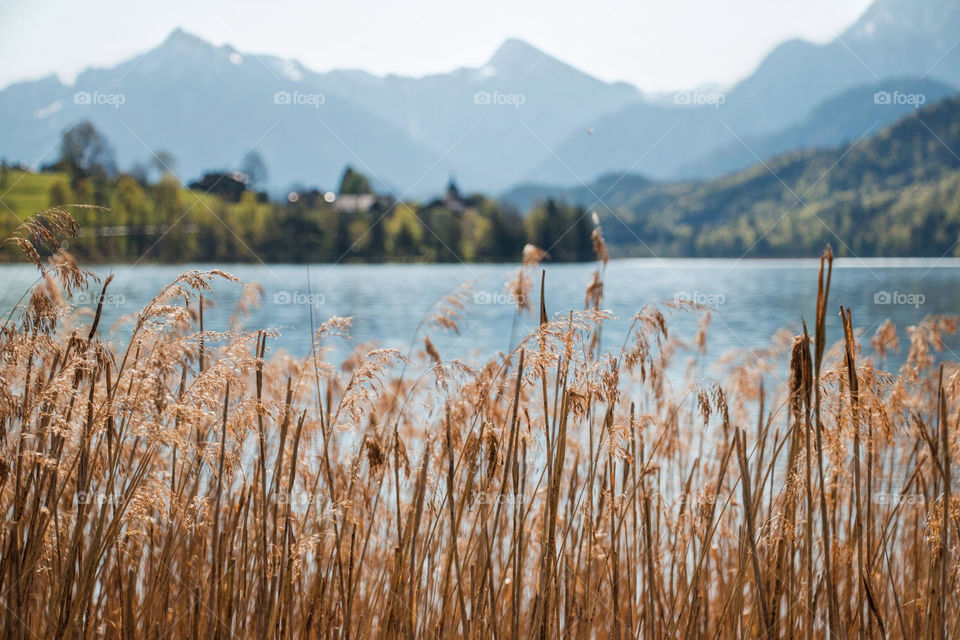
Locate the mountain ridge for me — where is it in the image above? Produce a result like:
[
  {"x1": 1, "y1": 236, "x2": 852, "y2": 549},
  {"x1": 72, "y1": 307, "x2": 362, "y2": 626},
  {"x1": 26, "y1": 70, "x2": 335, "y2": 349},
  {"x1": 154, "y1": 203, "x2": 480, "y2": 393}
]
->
[
  {"x1": 522, "y1": 0, "x2": 960, "y2": 186},
  {"x1": 2, "y1": 0, "x2": 959, "y2": 196},
  {"x1": 0, "y1": 29, "x2": 640, "y2": 195},
  {"x1": 532, "y1": 94, "x2": 960, "y2": 257}
]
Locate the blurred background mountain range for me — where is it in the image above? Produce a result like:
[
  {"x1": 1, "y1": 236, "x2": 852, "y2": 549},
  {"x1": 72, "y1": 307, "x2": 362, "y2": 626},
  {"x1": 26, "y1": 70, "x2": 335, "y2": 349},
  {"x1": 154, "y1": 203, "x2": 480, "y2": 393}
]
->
[{"x1": 2, "y1": 0, "x2": 958, "y2": 200}]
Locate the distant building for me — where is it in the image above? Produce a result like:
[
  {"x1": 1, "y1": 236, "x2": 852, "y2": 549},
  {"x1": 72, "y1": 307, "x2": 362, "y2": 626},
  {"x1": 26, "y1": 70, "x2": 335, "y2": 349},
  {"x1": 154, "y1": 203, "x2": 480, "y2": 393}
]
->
[
  {"x1": 287, "y1": 188, "x2": 324, "y2": 207},
  {"x1": 188, "y1": 171, "x2": 247, "y2": 202},
  {"x1": 426, "y1": 177, "x2": 474, "y2": 214},
  {"x1": 334, "y1": 193, "x2": 377, "y2": 213}
]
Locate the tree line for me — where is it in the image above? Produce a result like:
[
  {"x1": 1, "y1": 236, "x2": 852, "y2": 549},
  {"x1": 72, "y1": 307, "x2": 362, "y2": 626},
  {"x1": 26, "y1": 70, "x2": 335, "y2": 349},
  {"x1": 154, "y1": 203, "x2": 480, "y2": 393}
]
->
[{"x1": 1, "y1": 121, "x2": 595, "y2": 264}]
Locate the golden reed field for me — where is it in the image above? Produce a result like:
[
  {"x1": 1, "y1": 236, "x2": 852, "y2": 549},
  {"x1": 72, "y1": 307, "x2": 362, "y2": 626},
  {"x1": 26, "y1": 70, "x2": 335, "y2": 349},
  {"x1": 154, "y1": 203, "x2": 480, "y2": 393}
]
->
[{"x1": 0, "y1": 209, "x2": 958, "y2": 639}]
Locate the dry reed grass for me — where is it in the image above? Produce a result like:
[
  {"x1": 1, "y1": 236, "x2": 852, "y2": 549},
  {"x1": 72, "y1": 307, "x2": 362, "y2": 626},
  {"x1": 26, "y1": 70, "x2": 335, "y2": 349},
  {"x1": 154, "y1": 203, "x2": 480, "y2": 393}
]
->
[{"x1": 0, "y1": 210, "x2": 957, "y2": 638}]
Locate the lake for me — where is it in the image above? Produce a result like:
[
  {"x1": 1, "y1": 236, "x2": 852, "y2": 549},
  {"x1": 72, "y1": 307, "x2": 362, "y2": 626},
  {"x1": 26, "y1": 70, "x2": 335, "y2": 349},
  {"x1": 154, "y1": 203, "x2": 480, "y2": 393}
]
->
[{"x1": 2, "y1": 258, "x2": 958, "y2": 372}]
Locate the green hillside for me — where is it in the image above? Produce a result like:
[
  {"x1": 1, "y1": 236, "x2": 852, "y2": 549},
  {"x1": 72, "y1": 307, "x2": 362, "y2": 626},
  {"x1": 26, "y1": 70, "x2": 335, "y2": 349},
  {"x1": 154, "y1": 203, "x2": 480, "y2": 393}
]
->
[
  {"x1": 589, "y1": 95, "x2": 960, "y2": 257},
  {"x1": 0, "y1": 162, "x2": 589, "y2": 264},
  {"x1": 0, "y1": 170, "x2": 67, "y2": 220}
]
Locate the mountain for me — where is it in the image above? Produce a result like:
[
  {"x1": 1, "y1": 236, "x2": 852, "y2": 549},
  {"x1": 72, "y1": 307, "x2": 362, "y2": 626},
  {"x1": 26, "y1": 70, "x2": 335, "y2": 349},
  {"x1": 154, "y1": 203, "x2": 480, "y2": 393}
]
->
[
  {"x1": 0, "y1": 31, "x2": 639, "y2": 196},
  {"x1": 2, "y1": 0, "x2": 960, "y2": 196},
  {"x1": 672, "y1": 77, "x2": 958, "y2": 179},
  {"x1": 522, "y1": 98, "x2": 732, "y2": 185},
  {"x1": 522, "y1": 0, "x2": 960, "y2": 186},
  {"x1": 500, "y1": 173, "x2": 654, "y2": 213},
  {"x1": 0, "y1": 30, "x2": 445, "y2": 195},
  {"x1": 722, "y1": 0, "x2": 960, "y2": 134},
  {"x1": 565, "y1": 95, "x2": 960, "y2": 257},
  {"x1": 317, "y1": 38, "x2": 640, "y2": 191}
]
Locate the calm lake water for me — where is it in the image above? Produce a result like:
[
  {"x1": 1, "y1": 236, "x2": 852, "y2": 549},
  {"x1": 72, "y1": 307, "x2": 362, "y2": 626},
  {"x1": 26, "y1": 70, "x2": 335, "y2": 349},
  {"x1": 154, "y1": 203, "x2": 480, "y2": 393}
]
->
[{"x1": 2, "y1": 259, "x2": 959, "y2": 371}]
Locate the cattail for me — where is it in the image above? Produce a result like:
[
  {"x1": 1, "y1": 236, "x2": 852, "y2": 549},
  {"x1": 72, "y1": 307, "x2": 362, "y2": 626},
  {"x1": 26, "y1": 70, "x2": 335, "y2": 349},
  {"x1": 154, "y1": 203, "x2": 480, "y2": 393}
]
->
[{"x1": 590, "y1": 224, "x2": 609, "y2": 266}]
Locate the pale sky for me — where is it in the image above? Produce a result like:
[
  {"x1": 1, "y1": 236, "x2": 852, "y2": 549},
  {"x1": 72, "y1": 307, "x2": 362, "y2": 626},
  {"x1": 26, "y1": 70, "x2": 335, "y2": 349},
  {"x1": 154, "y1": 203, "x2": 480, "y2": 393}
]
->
[{"x1": 0, "y1": 0, "x2": 875, "y2": 92}]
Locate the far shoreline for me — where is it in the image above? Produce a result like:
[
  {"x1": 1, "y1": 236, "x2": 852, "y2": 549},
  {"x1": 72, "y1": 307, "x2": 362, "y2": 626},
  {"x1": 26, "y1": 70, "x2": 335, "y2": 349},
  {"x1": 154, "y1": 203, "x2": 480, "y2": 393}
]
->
[{"x1": 4, "y1": 256, "x2": 960, "y2": 269}]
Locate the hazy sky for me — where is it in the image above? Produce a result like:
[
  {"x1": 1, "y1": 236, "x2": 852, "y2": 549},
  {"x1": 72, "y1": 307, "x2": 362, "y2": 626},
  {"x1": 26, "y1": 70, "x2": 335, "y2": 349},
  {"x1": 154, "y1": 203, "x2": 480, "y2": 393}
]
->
[{"x1": 0, "y1": 0, "x2": 874, "y2": 91}]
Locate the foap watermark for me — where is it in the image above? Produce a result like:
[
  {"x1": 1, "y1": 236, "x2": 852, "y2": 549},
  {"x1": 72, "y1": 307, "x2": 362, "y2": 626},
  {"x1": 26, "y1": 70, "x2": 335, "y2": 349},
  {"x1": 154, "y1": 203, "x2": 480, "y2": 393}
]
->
[
  {"x1": 273, "y1": 90, "x2": 325, "y2": 108},
  {"x1": 467, "y1": 492, "x2": 527, "y2": 511},
  {"x1": 268, "y1": 493, "x2": 363, "y2": 519},
  {"x1": 872, "y1": 492, "x2": 924, "y2": 506},
  {"x1": 76, "y1": 491, "x2": 125, "y2": 506},
  {"x1": 75, "y1": 291, "x2": 126, "y2": 308},
  {"x1": 474, "y1": 291, "x2": 524, "y2": 306},
  {"x1": 674, "y1": 290, "x2": 726, "y2": 307},
  {"x1": 673, "y1": 90, "x2": 725, "y2": 109},
  {"x1": 273, "y1": 290, "x2": 325, "y2": 307},
  {"x1": 873, "y1": 90, "x2": 926, "y2": 107},
  {"x1": 269, "y1": 492, "x2": 321, "y2": 508},
  {"x1": 874, "y1": 290, "x2": 925, "y2": 308},
  {"x1": 473, "y1": 90, "x2": 526, "y2": 108},
  {"x1": 664, "y1": 491, "x2": 724, "y2": 509},
  {"x1": 74, "y1": 90, "x2": 126, "y2": 109}
]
